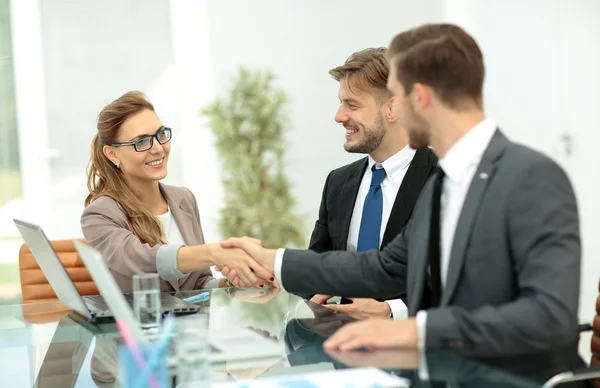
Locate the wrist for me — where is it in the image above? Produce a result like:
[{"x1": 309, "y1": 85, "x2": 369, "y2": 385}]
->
[
  {"x1": 218, "y1": 278, "x2": 233, "y2": 288},
  {"x1": 265, "y1": 249, "x2": 277, "y2": 273},
  {"x1": 204, "y1": 243, "x2": 219, "y2": 266},
  {"x1": 178, "y1": 244, "x2": 218, "y2": 273},
  {"x1": 383, "y1": 301, "x2": 393, "y2": 319}
]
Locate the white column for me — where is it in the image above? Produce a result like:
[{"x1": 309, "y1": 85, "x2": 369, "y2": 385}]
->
[
  {"x1": 9, "y1": 0, "x2": 53, "y2": 229},
  {"x1": 168, "y1": 0, "x2": 222, "y2": 243}
]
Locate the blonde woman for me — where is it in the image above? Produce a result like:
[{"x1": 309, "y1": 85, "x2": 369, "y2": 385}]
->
[{"x1": 82, "y1": 91, "x2": 272, "y2": 292}]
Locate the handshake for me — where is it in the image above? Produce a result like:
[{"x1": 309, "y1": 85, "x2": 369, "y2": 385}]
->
[{"x1": 213, "y1": 236, "x2": 279, "y2": 289}]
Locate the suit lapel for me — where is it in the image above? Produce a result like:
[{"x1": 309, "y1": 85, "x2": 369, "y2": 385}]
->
[
  {"x1": 337, "y1": 158, "x2": 368, "y2": 250},
  {"x1": 382, "y1": 147, "x2": 435, "y2": 247},
  {"x1": 159, "y1": 184, "x2": 194, "y2": 292},
  {"x1": 442, "y1": 130, "x2": 508, "y2": 305}
]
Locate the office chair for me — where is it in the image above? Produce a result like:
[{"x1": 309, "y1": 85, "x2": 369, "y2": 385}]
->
[
  {"x1": 543, "y1": 278, "x2": 600, "y2": 388},
  {"x1": 19, "y1": 239, "x2": 98, "y2": 322}
]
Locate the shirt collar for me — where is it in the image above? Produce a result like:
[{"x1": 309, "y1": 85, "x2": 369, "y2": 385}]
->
[
  {"x1": 438, "y1": 118, "x2": 497, "y2": 184},
  {"x1": 368, "y1": 145, "x2": 417, "y2": 182}
]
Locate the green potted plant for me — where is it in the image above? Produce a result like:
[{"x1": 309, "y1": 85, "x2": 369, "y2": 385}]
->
[{"x1": 201, "y1": 67, "x2": 306, "y2": 248}]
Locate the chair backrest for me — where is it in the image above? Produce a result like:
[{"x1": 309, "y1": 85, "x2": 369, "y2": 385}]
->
[
  {"x1": 592, "y1": 279, "x2": 600, "y2": 387},
  {"x1": 19, "y1": 239, "x2": 99, "y2": 304}
]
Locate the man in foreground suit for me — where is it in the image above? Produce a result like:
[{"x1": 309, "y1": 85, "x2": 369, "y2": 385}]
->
[
  {"x1": 223, "y1": 23, "x2": 581, "y2": 356},
  {"x1": 307, "y1": 47, "x2": 437, "y2": 320}
]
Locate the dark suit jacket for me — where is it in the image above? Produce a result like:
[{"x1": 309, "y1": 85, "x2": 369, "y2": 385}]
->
[
  {"x1": 303, "y1": 147, "x2": 436, "y2": 301},
  {"x1": 280, "y1": 130, "x2": 581, "y2": 356},
  {"x1": 308, "y1": 147, "x2": 437, "y2": 253}
]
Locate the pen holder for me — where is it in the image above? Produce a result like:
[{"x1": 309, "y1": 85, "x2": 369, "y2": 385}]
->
[{"x1": 119, "y1": 343, "x2": 170, "y2": 388}]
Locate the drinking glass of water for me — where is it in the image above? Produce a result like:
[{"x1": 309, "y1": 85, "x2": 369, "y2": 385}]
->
[
  {"x1": 132, "y1": 273, "x2": 162, "y2": 337},
  {"x1": 176, "y1": 314, "x2": 211, "y2": 387}
]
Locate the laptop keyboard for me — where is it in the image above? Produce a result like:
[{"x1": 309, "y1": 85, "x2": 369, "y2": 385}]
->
[{"x1": 86, "y1": 294, "x2": 134, "y2": 309}]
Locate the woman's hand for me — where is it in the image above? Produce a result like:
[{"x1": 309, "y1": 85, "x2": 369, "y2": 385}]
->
[
  {"x1": 211, "y1": 243, "x2": 274, "y2": 288},
  {"x1": 228, "y1": 285, "x2": 281, "y2": 304},
  {"x1": 215, "y1": 237, "x2": 274, "y2": 288}
]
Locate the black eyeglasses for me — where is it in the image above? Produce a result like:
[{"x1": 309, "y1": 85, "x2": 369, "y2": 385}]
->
[{"x1": 110, "y1": 127, "x2": 172, "y2": 152}]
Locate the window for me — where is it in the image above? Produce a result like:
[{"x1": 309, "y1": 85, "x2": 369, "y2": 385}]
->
[{"x1": 0, "y1": 0, "x2": 22, "y2": 304}]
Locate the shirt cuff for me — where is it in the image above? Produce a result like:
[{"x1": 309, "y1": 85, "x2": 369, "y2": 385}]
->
[
  {"x1": 204, "y1": 277, "x2": 220, "y2": 289},
  {"x1": 418, "y1": 348, "x2": 430, "y2": 381},
  {"x1": 416, "y1": 310, "x2": 428, "y2": 349},
  {"x1": 156, "y1": 244, "x2": 188, "y2": 281},
  {"x1": 384, "y1": 298, "x2": 408, "y2": 320},
  {"x1": 274, "y1": 248, "x2": 286, "y2": 292},
  {"x1": 416, "y1": 310, "x2": 429, "y2": 380}
]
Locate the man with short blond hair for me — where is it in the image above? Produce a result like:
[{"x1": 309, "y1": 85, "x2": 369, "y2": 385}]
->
[{"x1": 306, "y1": 47, "x2": 436, "y2": 321}]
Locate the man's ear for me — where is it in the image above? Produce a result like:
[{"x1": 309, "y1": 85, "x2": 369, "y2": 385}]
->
[
  {"x1": 412, "y1": 83, "x2": 432, "y2": 110},
  {"x1": 386, "y1": 96, "x2": 397, "y2": 123}
]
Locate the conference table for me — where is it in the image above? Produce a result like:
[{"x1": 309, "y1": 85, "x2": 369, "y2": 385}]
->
[{"x1": 0, "y1": 287, "x2": 590, "y2": 387}]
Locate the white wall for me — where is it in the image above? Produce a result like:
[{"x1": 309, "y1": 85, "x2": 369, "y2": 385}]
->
[
  {"x1": 444, "y1": 0, "x2": 600, "y2": 362},
  {"x1": 202, "y1": 0, "x2": 445, "y2": 242},
  {"x1": 33, "y1": 0, "x2": 179, "y2": 239}
]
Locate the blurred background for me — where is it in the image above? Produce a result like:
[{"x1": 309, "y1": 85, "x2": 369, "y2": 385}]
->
[{"x1": 0, "y1": 0, "x2": 598, "y2": 360}]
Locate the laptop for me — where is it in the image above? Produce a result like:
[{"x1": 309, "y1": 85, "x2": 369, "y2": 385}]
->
[
  {"x1": 75, "y1": 241, "x2": 285, "y2": 363},
  {"x1": 13, "y1": 218, "x2": 199, "y2": 322}
]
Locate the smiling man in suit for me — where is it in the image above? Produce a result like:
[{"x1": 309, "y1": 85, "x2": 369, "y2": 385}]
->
[
  {"x1": 307, "y1": 47, "x2": 437, "y2": 320},
  {"x1": 222, "y1": 23, "x2": 581, "y2": 357}
]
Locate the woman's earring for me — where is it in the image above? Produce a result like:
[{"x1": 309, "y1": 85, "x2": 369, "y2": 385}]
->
[{"x1": 114, "y1": 162, "x2": 120, "y2": 169}]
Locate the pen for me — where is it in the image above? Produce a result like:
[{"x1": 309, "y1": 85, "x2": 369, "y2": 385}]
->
[
  {"x1": 134, "y1": 314, "x2": 177, "y2": 388},
  {"x1": 116, "y1": 320, "x2": 159, "y2": 388},
  {"x1": 183, "y1": 291, "x2": 210, "y2": 303}
]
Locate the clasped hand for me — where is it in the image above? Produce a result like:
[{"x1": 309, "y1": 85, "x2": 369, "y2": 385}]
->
[{"x1": 213, "y1": 236, "x2": 278, "y2": 288}]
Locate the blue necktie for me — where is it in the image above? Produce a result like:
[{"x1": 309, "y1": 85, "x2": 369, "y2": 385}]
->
[{"x1": 357, "y1": 165, "x2": 387, "y2": 252}]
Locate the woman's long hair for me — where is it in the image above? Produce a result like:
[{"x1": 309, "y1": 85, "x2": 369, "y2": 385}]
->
[{"x1": 85, "y1": 91, "x2": 164, "y2": 246}]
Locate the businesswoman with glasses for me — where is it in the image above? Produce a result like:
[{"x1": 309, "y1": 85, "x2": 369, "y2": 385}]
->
[{"x1": 82, "y1": 91, "x2": 271, "y2": 293}]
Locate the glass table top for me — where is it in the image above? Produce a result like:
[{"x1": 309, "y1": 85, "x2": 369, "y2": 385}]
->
[{"x1": 0, "y1": 288, "x2": 591, "y2": 387}]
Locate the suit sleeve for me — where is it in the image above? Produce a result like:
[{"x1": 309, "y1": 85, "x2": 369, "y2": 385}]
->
[
  {"x1": 280, "y1": 222, "x2": 410, "y2": 299},
  {"x1": 185, "y1": 188, "x2": 214, "y2": 289},
  {"x1": 424, "y1": 159, "x2": 581, "y2": 355},
  {"x1": 308, "y1": 171, "x2": 334, "y2": 253},
  {"x1": 296, "y1": 172, "x2": 335, "y2": 300}
]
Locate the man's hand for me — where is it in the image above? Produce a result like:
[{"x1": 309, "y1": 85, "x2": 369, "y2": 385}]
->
[
  {"x1": 325, "y1": 298, "x2": 391, "y2": 320},
  {"x1": 326, "y1": 348, "x2": 420, "y2": 369},
  {"x1": 220, "y1": 237, "x2": 277, "y2": 287},
  {"x1": 210, "y1": 243, "x2": 273, "y2": 288},
  {"x1": 323, "y1": 318, "x2": 419, "y2": 351},
  {"x1": 216, "y1": 237, "x2": 275, "y2": 288},
  {"x1": 310, "y1": 294, "x2": 334, "y2": 304}
]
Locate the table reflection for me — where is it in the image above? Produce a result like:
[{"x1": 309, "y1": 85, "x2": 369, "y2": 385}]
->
[{"x1": 3, "y1": 289, "x2": 594, "y2": 387}]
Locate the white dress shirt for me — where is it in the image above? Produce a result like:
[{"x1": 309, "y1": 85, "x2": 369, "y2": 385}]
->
[
  {"x1": 347, "y1": 145, "x2": 416, "y2": 252},
  {"x1": 416, "y1": 117, "x2": 497, "y2": 349},
  {"x1": 156, "y1": 209, "x2": 185, "y2": 246},
  {"x1": 157, "y1": 208, "x2": 220, "y2": 289},
  {"x1": 346, "y1": 145, "x2": 416, "y2": 319},
  {"x1": 276, "y1": 146, "x2": 416, "y2": 319}
]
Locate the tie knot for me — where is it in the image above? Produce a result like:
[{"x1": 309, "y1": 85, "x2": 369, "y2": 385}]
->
[{"x1": 370, "y1": 165, "x2": 387, "y2": 187}]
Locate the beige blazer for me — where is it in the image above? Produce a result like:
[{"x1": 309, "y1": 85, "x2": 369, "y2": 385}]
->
[{"x1": 81, "y1": 183, "x2": 213, "y2": 292}]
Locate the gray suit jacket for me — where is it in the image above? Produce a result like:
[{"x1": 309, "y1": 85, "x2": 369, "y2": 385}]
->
[
  {"x1": 81, "y1": 183, "x2": 213, "y2": 293},
  {"x1": 280, "y1": 130, "x2": 581, "y2": 355}
]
